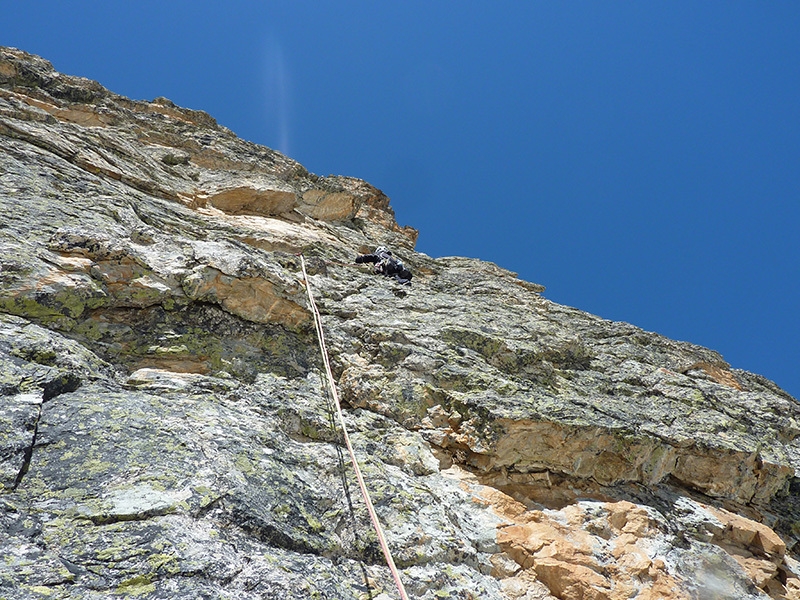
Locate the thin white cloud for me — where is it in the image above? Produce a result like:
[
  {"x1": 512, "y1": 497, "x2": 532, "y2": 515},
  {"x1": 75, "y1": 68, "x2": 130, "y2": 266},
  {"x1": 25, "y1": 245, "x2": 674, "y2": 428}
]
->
[{"x1": 262, "y1": 37, "x2": 291, "y2": 156}]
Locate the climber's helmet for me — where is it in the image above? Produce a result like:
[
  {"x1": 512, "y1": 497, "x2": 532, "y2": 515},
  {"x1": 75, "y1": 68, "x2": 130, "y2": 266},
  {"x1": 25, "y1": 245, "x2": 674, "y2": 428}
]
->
[{"x1": 375, "y1": 246, "x2": 389, "y2": 255}]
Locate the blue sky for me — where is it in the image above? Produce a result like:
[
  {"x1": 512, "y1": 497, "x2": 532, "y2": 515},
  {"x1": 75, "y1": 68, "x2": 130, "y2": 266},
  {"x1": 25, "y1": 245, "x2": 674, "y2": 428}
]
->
[{"x1": 3, "y1": 2, "x2": 799, "y2": 399}]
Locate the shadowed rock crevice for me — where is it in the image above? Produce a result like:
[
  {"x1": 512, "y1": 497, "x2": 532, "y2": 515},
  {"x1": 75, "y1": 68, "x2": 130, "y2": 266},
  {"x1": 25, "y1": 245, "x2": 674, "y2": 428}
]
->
[
  {"x1": 10, "y1": 375, "x2": 82, "y2": 491},
  {"x1": 10, "y1": 400, "x2": 40, "y2": 491}
]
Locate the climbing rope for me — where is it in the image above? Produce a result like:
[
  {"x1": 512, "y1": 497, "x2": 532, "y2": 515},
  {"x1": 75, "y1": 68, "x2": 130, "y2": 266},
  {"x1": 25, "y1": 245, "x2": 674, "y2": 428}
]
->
[{"x1": 298, "y1": 254, "x2": 410, "y2": 600}]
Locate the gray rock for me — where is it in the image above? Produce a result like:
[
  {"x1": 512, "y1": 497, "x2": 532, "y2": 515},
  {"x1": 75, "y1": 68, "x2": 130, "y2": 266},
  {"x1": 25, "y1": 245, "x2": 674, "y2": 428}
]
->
[{"x1": 1, "y1": 46, "x2": 798, "y2": 599}]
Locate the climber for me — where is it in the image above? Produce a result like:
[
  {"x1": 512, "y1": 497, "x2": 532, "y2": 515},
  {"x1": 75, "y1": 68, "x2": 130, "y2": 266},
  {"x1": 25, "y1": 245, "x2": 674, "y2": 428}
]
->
[{"x1": 355, "y1": 246, "x2": 412, "y2": 285}]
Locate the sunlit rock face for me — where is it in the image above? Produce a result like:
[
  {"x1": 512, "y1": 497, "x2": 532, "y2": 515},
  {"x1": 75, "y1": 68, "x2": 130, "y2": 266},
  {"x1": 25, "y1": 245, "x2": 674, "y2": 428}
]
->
[{"x1": 2, "y1": 46, "x2": 800, "y2": 600}]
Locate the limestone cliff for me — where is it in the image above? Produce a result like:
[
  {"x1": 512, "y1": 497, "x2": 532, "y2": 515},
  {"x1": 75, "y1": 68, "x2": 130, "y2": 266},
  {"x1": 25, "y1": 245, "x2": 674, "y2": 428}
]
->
[{"x1": 2, "y1": 47, "x2": 800, "y2": 600}]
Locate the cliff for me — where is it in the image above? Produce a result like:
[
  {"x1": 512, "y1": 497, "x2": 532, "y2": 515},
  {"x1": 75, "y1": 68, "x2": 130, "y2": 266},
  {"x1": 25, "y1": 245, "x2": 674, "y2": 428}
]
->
[{"x1": 2, "y1": 47, "x2": 800, "y2": 600}]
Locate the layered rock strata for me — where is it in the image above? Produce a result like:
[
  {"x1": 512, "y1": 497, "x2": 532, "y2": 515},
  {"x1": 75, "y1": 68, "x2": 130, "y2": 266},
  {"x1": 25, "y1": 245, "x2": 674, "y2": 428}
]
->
[{"x1": 2, "y1": 47, "x2": 800, "y2": 600}]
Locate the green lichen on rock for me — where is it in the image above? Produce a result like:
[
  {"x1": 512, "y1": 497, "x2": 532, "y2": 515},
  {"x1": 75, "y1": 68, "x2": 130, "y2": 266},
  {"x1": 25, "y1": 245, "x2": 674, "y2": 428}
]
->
[{"x1": 115, "y1": 574, "x2": 156, "y2": 596}]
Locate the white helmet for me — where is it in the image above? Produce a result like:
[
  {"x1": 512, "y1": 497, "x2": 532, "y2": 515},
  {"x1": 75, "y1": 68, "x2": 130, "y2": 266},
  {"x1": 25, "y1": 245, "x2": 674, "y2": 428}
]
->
[{"x1": 375, "y1": 246, "x2": 389, "y2": 254}]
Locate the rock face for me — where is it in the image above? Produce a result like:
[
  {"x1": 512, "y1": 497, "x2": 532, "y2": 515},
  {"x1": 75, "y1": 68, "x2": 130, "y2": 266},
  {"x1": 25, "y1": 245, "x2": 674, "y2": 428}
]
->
[{"x1": 1, "y1": 46, "x2": 800, "y2": 600}]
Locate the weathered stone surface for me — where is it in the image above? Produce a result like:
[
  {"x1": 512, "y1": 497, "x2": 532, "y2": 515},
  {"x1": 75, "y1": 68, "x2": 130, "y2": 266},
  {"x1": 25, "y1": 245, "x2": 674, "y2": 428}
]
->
[{"x1": 2, "y1": 46, "x2": 800, "y2": 599}]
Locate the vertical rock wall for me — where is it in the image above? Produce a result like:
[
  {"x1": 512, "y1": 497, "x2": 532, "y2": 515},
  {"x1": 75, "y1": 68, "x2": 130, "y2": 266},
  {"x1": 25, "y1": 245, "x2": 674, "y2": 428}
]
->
[{"x1": 2, "y1": 47, "x2": 800, "y2": 600}]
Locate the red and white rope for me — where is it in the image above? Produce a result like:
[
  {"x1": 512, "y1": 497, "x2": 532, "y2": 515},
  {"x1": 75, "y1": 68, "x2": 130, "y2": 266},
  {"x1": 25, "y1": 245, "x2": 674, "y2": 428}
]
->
[{"x1": 298, "y1": 254, "x2": 410, "y2": 600}]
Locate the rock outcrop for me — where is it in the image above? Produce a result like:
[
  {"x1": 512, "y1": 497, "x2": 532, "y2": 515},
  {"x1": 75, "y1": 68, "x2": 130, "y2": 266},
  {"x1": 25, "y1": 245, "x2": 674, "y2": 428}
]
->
[{"x1": 2, "y1": 46, "x2": 800, "y2": 599}]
